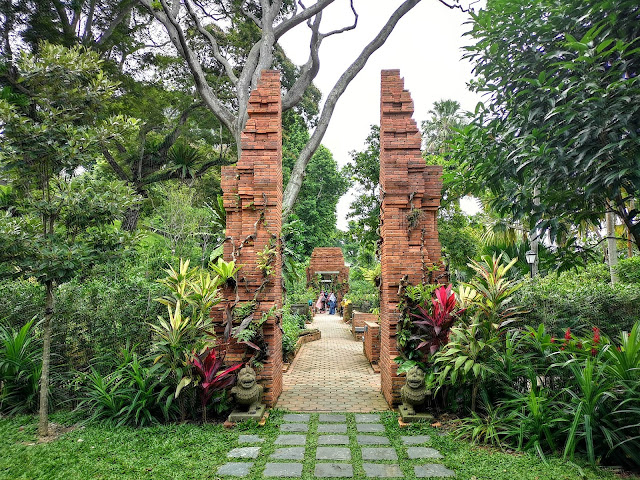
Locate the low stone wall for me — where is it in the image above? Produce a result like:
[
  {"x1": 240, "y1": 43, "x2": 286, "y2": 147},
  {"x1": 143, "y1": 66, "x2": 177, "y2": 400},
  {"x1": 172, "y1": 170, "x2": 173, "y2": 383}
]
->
[
  {"x1": 363, "y1": 321, "x2": 380, "y2": 364},
  {"x1": 352, "y1": 312, "x2": 378, "y2": 341}
]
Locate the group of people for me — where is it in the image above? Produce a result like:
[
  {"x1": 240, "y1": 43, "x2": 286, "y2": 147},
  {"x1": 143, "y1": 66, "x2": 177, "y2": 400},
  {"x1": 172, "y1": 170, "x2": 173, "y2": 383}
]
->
[{"x1": 315, "y1": 290, "x2": 338, "y2": 315}]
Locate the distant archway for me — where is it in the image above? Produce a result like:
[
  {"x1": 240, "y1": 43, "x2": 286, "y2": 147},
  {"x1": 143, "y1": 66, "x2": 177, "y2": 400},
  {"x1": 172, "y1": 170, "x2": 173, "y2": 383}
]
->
[{"x1": 306, "y1": 247, "x2": 350, "y2": 302}]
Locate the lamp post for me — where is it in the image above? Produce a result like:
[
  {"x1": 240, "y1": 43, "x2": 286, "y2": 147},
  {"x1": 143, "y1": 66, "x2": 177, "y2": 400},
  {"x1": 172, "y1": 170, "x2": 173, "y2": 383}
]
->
[{"x1": 525, "y1": 250, "x2": 537, "y2": 278}]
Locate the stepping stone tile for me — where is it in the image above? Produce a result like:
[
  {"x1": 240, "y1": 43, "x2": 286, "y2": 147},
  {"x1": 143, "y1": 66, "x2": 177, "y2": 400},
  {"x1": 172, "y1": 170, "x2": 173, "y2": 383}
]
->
[
  {"x1": 283, "y1": 413, "x2": 310, "y2": 423},
  {"x1": 263, "y1": 462, "x2": 303, "y2": 478},
  {"x1": 407, "y1": 447, "x2": 443, "y2": 459},
  {"x1": 361, "y1": 447, "x2": 398, "y2": 461},
  {"x1": 280, "y1": 423, "x2": 309, "y2": 432},
  {"x1": 318, "y1": 435, "x2": 350, "y2": 445},
  {"x1": 238, "y1": 434, "x2": 264, "y2": 444},
  {"x1": 318, "y1": 424, "x2": 347, "y2": 433},
  {"x1": 363, "y1": 463, "x2": 403, "y2": 478},
  {"x1": 275, "y1": 434, "x2": 307, "y2": 445},
  {"x1": 414, "y1": 464, "x2": 455, "y2": 478},
  {"x1": 270, "y1": 447, "x2": 305, "y2": 460},
  {"x1": 357, "y1": 435, "x2": 390, "y2": 445},
  {"x1": 216, "y1": 462, "x2": 252, "y2": 476},
  {"x1": 227, "y1": 447, "x2": 260, "y2": 459},
  {"x1": 356, "y1": 423, "x2": 385, "y2": 433},
  {"x1": 315, "y1": 463, "x2": 353, "y2": 478},
  {"x1": 401, "y1": 435, "x2": 431, "y2": 445},
  {"x1": 355, "y1": 414, "x2": 380, "y2": 423},
  {"x1": 319, "y1": 414, "x2": 346, "y2": 423},
  {"x1": 316, "y1": 447, "x2": 351, "y2": 461}
]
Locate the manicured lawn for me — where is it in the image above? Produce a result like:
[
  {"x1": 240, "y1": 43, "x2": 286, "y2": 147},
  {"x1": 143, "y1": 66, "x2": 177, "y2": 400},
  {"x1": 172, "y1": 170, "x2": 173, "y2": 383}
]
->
[{"x1": 0, "y1": 411, "x2": 636, "y2": 480}]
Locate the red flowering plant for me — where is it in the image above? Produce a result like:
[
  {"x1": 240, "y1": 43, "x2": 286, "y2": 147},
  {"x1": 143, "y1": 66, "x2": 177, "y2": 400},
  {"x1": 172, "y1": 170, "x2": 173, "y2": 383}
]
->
[
  {"x1": 549, "y1": 326, "x2": 605, "y2": 358},
  {"x1": 408, "y1": 284, "x2": 466, "y2": 358},
  {"x1": 178, "y1": 345, "x2": 243, "y2": 423}
]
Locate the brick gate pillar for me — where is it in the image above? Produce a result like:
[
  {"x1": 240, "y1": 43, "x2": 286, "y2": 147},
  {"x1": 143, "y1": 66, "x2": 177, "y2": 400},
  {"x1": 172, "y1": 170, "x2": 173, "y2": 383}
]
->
[
  {"x1": 379, "y1": 70, "x2": 445, "y2": 406},
  {"x1": 218, "y1": 70, "x2": 283, "y2": 407}
]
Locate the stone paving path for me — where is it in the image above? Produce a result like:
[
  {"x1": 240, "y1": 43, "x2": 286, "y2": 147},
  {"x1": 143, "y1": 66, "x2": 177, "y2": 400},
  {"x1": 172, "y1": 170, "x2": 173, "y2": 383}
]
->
[
  {"x1": 216, "y1": 413, "x2": 455, "y2": 478},
  {"x1": 277, "y1": 313, "x2": 388, "y2": 412}
]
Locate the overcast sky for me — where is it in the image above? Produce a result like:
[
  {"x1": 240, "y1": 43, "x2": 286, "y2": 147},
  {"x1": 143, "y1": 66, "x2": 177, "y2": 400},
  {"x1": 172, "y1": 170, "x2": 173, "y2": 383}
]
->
[{"x1": 280, "y1": 0, "x2": 482, "y2": 229}]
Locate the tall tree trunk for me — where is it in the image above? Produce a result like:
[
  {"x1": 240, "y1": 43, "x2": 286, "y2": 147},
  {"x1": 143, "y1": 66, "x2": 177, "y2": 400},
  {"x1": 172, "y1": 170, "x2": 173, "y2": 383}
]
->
[
  {"x1": 38, "y1": 280, "x2": 54, "y2": 437},
  {"x1": 528, "y1": 186, "x2": 540, "y2": 276},
  {"x1": 606, "y1": 209, "x2": 618, "y2": 284},
  {"x1": 122, "y1": 205, "x2": 141, "y2": 232}
]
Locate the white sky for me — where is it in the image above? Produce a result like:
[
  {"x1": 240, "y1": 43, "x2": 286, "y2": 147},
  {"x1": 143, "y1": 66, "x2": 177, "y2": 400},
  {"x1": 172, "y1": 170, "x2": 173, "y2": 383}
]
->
[{"x1": 279, "y1": 0, "x2": 483, "y2": 229}]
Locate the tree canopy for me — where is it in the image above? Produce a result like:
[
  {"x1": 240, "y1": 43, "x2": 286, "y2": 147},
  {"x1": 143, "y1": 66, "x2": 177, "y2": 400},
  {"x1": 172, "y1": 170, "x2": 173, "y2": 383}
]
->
[{"x1": 456, "y1": 0, "x2": 640, "y2": 250}]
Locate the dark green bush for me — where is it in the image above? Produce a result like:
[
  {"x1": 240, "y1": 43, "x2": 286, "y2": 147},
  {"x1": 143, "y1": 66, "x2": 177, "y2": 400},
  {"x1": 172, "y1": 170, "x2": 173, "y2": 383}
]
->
[
  {"x1": 515, "y1": 263, "x2": 640, "y2": 337},
  {"x1": 615, "y1": 256, "x2": 640, "y2": 284},
  {"x1": 0, "y1": 319, "x2": 42, "y2": 414},
  {"x1": 282, "y1": 311, "x2": 304, "y2": 361},
  {"x1": 80, "y1": 347, "x2": 176, "y2": 426}
]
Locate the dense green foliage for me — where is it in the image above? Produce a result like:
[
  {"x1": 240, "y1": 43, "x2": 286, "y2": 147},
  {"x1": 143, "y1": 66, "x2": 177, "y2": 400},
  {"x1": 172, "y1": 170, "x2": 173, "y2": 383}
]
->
[
  {"x1": 457, "y1": 0, "x2": 640, "y2": 254},
  {"x1": 403, "y1": 257, "x2": 640, "y2": 468},
  {"x1": 283, "y1": 112, "x2": 348, "y2": 258},
  {"x1": 281, "y1": 312, "x2": 306, "y2": 362},
  {"x1": 517, "y1": 264, "x2": 640, "y2": 337}
]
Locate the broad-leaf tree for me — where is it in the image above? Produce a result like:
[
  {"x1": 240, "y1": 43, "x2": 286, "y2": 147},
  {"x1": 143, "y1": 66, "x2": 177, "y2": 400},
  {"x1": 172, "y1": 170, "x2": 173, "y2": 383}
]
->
[
  {"x1": 457, "y1": 0, "x2": 640, "y2": 251},
  {"x1": 136, "y1": 0, "x2": 469, "y2": 216},
  {"x1": 0, "y1": 43, "x2": 139, "y2": 436}
]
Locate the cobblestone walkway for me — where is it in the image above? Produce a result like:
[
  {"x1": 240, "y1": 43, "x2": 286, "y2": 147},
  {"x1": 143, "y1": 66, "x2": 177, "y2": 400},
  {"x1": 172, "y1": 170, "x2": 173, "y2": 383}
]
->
[
  {"x1": 277, "y1": 314, "x2": 388, "y2": 412},
  {"x1": 216, "y1": 413, "x2": 455, "y2": 478}
]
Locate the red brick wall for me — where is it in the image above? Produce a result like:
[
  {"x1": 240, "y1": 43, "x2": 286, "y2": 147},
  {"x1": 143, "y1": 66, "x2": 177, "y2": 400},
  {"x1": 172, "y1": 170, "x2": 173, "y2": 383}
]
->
[
  {"x1": 352, "y1": 312, "x2": 378, "y2": 341},
  {"x1": 379, "y1": 70, "x2": 446, "y2": 406},
  {"x1": 306, "y1": 247, "x2": 350, "y2": 300},
  {"x1": 213, "y1": 70, "x2": 283, "y2": 407},
  {"x1": 363, "y1": 321, "x2": 380, "y2": 364}
]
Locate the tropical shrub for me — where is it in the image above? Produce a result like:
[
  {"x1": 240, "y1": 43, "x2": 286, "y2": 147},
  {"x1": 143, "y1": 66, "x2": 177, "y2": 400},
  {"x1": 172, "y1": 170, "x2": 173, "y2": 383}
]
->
[
  {"x1": 0, "y1": 319, "x2": 42, "y2": 414},
  {"x1": 282, "y1": 311, "x2": 305, "y2": 361},
  {"x1": 516, "y1": 263, "x2": 640, "y2": 337},
  {"x1": 186, "y1": 346, "x2": 242, "y2": 423},
  {"x1": 445, "y1": 319, "x2": 640, "y2": 468},
  {"x1": 81, "y1": 347, "x2": 175, "y2": 426},
  {"x1": 615, "y1": 256, "x2": 640, "y2": 284}
]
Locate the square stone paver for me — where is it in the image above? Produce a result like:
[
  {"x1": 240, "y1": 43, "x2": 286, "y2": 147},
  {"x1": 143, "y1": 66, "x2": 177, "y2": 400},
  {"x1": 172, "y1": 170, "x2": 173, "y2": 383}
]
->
[
  {"x1": 357, "y1": 435, "x2": 390, "y2": 445},
  {"x1": 318, "y1": 424, "x2": 347, "y2": 433},
  {"x1": 280, "y1": 423, "x2": 309, "y2": 432},
  {"x1": 318, "y1": 435, "x2": 350, "y2": 445},
  {"x1": 275, "y1": 434, "x2": 307, "y2": 445},
  {"x1": 361, "y1": 447, "x2": 398, "y2": 461},
  {"x1": 315, "y1": 463, "x2": 354, "y2": 478},
  {"x1": 363, "y1": 463, "x2": 403, "y2": 478},
  {"x1": 407, "y1": 447, "x2": 443, "y2": 459},
  {"x1": 227, "y1": 447, "x2": 261, "y2": 459},
  {"x1": 401, "y1": 435, "x2": 431, "y2": 445},
  {"x1": 270, "y1": 447, "x2": 305, "y2": 460},
  {"x1": 283, "y1": 413, "x2": 310, "y2": 423},
  {"x1": 355, "y1": 414, "x2": 380, "y2": 423},
  {"x1": 316, "y1": 447, "x2": 351, "y2": 461},
  {"x1": 238, "y1": 434, "x2": 264, "y2": 444},
  {"x1": 216, "y1": 462, "x2": 253, "y2": 476},
  {"x1": 356, "y1": 423, "x2": 385, "y2": 433},
  {"x1": 319, "y1": 414, "x2": 346, "y2": 423},
  {"x1": 263, "y1": 462, "x2": 303, "y2": 478},
  {"x1": 414, "y1": 464, "x2": 455, "y2": 477}
]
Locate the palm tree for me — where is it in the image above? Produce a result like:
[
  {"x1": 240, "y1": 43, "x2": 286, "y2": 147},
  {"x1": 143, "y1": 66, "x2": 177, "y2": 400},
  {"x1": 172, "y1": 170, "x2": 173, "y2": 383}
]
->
[{"x1": 421, "y1": 99, "x2": 465, "y2": 155}]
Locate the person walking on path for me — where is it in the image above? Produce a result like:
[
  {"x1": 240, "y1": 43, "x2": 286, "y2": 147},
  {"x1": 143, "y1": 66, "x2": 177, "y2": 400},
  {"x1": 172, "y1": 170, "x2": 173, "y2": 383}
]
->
[
  {"x1": 328, "y1": 292, "x2": 337, "y2": 315},
  {"x1": 315, "y1": 291, "x2": 324, "y2": 314}
]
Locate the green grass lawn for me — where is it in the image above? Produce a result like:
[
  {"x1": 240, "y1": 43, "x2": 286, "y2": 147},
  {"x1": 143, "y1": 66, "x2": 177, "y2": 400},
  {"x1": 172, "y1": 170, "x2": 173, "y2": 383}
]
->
[{"x1": 0, "y1": 411, "x2": 636, "y2": 480}]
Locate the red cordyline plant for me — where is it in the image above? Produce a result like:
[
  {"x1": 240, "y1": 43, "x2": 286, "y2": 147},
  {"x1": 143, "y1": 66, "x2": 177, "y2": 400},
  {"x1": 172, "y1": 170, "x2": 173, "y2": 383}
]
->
[
  {"x1": 189, "y1": 346, "x2": 242, "y2": 423},
  {"x1": 410, "y1": 284, "x2": 466, "y2": 357}
]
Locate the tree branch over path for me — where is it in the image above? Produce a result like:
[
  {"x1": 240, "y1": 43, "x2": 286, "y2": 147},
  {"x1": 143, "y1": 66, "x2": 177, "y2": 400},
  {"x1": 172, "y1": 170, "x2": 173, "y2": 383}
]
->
[{"x1": 138, "y1": 0, "x2": 450, "y2": 216}]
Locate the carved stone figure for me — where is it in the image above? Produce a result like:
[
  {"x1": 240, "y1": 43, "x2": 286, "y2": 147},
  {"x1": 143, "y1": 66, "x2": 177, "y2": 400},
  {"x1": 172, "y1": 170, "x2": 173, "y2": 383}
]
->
[
  {"x1": 400, "y1": 366, "x2": 427, "y2": 416},
  {"x1": 230, "y1": 365, "x2": 264, "y2": 415}
]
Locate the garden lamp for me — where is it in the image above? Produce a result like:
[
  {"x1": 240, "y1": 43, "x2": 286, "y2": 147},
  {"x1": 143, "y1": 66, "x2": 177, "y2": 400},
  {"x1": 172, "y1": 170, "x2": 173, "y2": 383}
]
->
[{"x1": 525, "y1": 250, "x2": 537, "y2": 278}]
